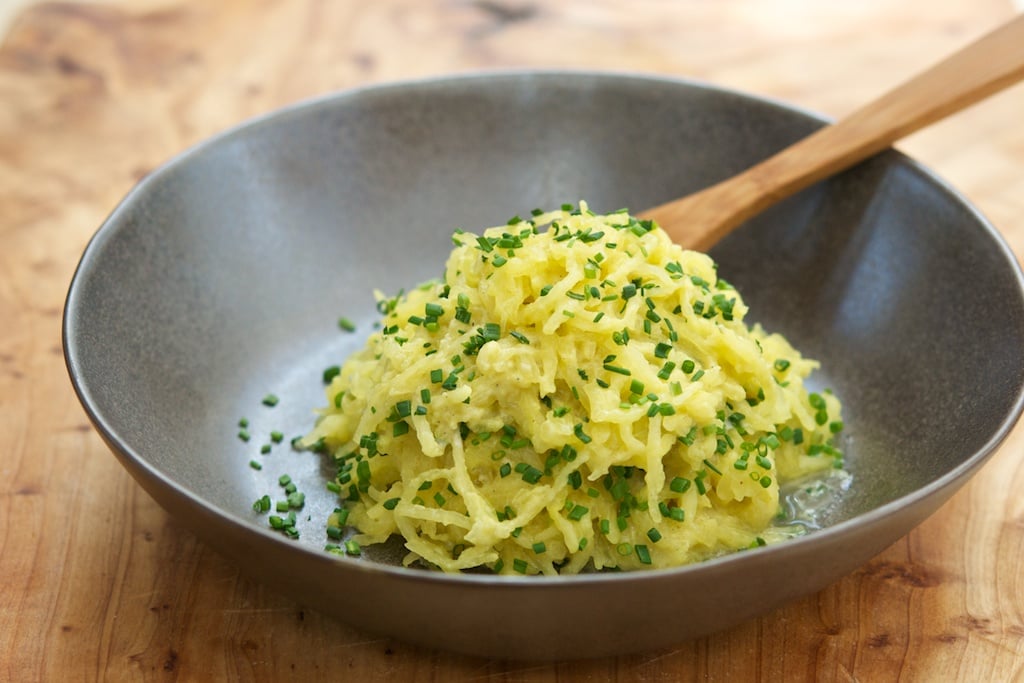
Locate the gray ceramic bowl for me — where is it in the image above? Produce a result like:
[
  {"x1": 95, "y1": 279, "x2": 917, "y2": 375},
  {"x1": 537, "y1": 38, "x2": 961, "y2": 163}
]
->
[{"x1": 64, "y1": 72, "x2": 1024, "y2": 659}]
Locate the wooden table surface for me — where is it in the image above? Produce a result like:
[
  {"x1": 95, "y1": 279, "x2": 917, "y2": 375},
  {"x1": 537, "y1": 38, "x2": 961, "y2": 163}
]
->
[{"x1": 3, "y1": 0, "x2": 1024, "y2": 680}]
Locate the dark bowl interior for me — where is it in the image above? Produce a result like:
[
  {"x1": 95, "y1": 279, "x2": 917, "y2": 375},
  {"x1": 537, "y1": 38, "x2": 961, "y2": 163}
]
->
[{"x1": 64, "y1": 72, "x2": 1024, "y2": 659}]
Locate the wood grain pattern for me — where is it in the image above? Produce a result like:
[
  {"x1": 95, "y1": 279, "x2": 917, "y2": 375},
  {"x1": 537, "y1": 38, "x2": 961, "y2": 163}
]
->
[{"x1": 1, "y1": 1, "x2": 1023, "y2": 680}]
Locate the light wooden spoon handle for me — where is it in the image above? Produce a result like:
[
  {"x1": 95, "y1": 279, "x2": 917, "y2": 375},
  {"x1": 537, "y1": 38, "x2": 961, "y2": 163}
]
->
[{"x1": 642, "y1": 13, "x2": 1024, "y2": 251}]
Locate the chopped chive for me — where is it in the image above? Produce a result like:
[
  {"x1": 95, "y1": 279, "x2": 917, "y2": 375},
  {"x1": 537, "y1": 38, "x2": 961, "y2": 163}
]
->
[
  {"x1": 441, "y1": 372, "x2": 458, "y2": 390},
  {"x1": 262, "y1": 394, "x2": 279, "y2": 407},
  {"x1": 568, "y1": 504, "x2": 589, "y2": 521},
  {"x1": 521, "y1": 466, "x2": 543, "y2": 484},
  {"x1": 657, "y1": 362, "x2": 676, "y2": 380},
  {"x1": 695, "y1": 474, "x2": 707, "y2": 495},
  {"x1": 356, "y1": 460, "x2": 371, "y2": 484},
  {"x1": 635, "y1": 544, "x2": 652, "y2": 564},
  {"x1": 669, "y1": 477, "x2": 691, "y2": 493},
  {"x1": 573, "y1": 423, "x2": 592, "y2": 444}
]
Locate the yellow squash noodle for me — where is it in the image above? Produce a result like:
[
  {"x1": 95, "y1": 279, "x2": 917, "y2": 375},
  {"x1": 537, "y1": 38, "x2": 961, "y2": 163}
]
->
[{"x1": 306, "y1": 204, "x2": 844, "y2": 574}]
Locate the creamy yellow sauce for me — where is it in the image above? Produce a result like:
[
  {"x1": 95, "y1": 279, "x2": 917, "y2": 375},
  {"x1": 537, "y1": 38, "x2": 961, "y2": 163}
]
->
[{"x1": 306, "y1": 204, "x2": 844, "y2": 574}]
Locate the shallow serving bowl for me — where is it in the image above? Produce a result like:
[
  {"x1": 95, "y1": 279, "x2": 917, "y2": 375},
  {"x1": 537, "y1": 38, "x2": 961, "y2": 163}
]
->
[{"x1": 64, "y1": 72, "x2": 1024, "y2": 659}]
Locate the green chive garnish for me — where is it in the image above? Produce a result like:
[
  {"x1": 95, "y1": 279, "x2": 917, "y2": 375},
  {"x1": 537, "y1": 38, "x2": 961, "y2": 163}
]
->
[
  {"x1": 568, "y1": 504, "x2": 589, "y2": 521},
  {"x1": 635, "y1": 544, "x2": 652, "y2": 564},
  {"x1": 670, "y1": 477, "x2": 690, "y2": 493}
]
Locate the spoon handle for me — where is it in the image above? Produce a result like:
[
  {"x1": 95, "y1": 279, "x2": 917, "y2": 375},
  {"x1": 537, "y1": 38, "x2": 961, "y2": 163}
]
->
[{"x1": 644, "y1": 13, "x2": 1024, "y2": 251}]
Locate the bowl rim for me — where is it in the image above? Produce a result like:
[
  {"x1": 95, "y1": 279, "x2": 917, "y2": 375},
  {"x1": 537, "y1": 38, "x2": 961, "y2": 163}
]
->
[{"x1": 63, "y1": 68, "x2": 1024, "y2": 589}]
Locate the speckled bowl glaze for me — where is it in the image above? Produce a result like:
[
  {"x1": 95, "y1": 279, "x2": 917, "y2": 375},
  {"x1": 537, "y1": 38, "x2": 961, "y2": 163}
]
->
[{"x1": 64, "y1": 72, "x2": 1024, "y2": 660}]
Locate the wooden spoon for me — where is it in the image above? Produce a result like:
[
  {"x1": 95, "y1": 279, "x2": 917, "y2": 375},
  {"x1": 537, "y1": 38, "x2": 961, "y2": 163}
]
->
[{"x1": 641, "y1": 13, "x2": 1024, "y2": 251}]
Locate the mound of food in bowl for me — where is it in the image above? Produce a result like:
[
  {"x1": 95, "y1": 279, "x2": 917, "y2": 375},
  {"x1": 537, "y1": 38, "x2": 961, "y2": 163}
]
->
[{"x1": 305, "y1": 203, "x2": 845, "y2": 574}]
